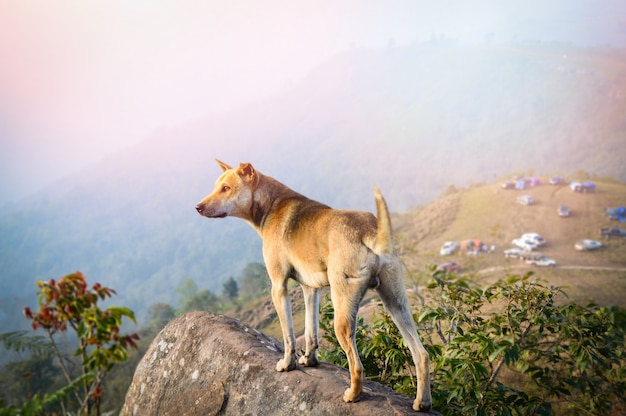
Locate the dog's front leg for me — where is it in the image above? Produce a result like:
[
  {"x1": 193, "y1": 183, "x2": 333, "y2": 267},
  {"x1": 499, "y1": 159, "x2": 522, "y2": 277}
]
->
[
  {"x1": 271, "y1": 281, "x2": 298, "y2": 372},
  {"x1": 298, "y1": 285, "x2": 320, "y2": 367}
]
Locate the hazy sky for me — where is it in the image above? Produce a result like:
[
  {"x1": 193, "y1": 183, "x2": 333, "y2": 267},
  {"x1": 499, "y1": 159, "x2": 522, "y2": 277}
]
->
[{"x1": 1, "y1": 0, "x2": 624, "y2": 204}]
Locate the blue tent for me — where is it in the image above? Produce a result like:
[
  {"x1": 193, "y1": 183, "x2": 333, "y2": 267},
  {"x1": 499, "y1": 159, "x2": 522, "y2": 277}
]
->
[{"x1": 606, "y1": 206, "x2": 626, "y2": 222}]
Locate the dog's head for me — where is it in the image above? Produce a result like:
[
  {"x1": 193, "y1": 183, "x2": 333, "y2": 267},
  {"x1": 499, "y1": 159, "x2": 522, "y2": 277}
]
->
[{"x1": 195, "y1": 159, "x2": 259, "y2": 220}]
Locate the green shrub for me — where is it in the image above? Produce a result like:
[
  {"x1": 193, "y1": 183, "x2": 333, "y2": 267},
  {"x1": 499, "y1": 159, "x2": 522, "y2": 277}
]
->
[{"x1": 319, "y1": 271, "x2": 626, "y2": 416}]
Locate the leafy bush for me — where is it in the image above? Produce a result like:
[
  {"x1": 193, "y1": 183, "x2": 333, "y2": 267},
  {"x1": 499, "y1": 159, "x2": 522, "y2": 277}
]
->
[
  {"x1": 319, "y1": 271, "x2": 626, "y2": 416},
  {"x1": 1, "y1": 272, "x2": 139, "y2": 415}
]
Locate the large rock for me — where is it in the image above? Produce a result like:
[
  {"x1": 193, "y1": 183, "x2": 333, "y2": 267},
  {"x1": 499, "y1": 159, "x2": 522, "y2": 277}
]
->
[{"x1": 121, "y1": 311, "x2": 438, "y2": 416}]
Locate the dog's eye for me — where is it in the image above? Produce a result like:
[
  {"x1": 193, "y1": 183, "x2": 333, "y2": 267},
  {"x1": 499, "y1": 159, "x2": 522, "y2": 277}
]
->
[{"x1": 221, "y1": 185, "x2": 231, "y2": 193}]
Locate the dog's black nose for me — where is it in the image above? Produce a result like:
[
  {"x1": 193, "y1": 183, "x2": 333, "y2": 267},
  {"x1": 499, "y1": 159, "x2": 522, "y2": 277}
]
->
[{"x1": 195, "y1": 205, "x2": 203, "y2": 214}]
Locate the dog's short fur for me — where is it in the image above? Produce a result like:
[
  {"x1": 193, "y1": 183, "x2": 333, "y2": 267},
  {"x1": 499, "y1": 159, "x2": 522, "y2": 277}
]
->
[{"x1": 196, "y1": 160, "x2": 432, "y2": 412}]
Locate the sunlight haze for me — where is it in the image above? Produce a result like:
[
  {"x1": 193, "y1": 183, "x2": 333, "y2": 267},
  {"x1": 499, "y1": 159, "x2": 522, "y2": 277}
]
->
[{"x1": 0, "y1": 0, "x2": 624, "y2": 204}]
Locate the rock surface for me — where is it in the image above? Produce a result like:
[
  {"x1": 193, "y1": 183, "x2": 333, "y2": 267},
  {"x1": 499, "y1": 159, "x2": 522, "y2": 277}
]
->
[{"x1": 121, "y1": 311, "x2": 438, "y2": 416}]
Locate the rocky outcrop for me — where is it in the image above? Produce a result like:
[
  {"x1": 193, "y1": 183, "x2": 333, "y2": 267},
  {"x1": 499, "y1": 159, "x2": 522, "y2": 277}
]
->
[{"x1": 121, "y1": 311, "x2": 438, "y2": 416}]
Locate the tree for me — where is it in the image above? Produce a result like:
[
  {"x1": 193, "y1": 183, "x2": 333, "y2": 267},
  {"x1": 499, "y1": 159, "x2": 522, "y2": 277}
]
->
[
  {"x1": 237, "y1": 262, "x2": 269, "y2": 299},
  {"x1": 176, "y1": 277, "x2": 220, "y2": 314},
  {"x1": 222, "y1": 277, "x2": 239, "y2": 301},
  {"x1": 143, "y1": 303, "x2": 176, "y2": 336}
]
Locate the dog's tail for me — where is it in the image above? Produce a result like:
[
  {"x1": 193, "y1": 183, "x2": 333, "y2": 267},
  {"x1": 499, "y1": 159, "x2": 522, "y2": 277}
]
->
[{"x1": 373, "y1": 187, "x2": 394, "y2": 255}]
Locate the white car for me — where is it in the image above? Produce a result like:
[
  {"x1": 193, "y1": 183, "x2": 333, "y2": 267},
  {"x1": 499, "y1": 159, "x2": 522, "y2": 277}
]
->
[
  {"x1": 526, "y1": 257, "x2": 556, "y2": 267},
  {"x1": 440, "y1": 241, "x2": 459, "y2": 256},
  {"x1": 504, "y1": 247, "x2": 525, "y2": 259},
  {"x1": 521, "y1": 233, "x2": 546, "y2": 246},
  {"x1": 558, "y1": 205, "x2": 570, "y2": 217},
  {"x1": 575, "y1": 239, "x2": 603, "y2": 251},
  {"x1": 517, "y1": 195, "x2": 534, "y2": 205},
  {"x1": 512, "y1": 238, "x2": 539, "y2": 251}
]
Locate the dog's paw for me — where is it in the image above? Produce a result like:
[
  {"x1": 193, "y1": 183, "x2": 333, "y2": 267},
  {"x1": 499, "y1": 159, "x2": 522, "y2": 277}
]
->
[
  {"x1": 275, "y1": 356, "x2": 297, "y2": 372},
  {"x1": 342, "y1": 388, "x2": 361, "y2": 403},
  {"x1": 413, "y1": 399, "x2": 432, "y2": 412},
  {"x1": 298, "y1": 354, "x2": 319, "y2": 367}
]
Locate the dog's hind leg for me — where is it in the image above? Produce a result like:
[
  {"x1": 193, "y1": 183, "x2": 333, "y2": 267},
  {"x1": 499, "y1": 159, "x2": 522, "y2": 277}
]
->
[
  {"x1": 298, "y1": 285, "x2": 320, "y2": 367},
  {"x1": 376, "y1": 263, "x2": 433, "y2": 412},
  {"x1": 330, "y1": 279, "x2": 367, "y2": 404}
]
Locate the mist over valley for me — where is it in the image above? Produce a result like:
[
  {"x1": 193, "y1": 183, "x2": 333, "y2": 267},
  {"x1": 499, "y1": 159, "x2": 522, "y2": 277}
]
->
[{"x1": 1, "y1": 43, "x2": 625, "y2": 333}]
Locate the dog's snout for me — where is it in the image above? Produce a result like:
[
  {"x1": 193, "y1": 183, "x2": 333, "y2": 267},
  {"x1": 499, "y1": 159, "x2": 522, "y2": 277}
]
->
[{"x1": 195, "y1": 204, "x2": 203, "y2": 214}]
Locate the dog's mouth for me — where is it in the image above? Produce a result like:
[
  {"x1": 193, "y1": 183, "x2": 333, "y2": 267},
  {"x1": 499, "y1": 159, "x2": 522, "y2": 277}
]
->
[{"x1": 195, "y1": 205, "x2": 228, "y2": 218}]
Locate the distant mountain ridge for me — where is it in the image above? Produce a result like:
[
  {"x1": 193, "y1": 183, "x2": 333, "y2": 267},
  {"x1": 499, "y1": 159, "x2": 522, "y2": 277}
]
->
[{"x1": 1, "y1": 44, "x2": 625, "y2": 326}]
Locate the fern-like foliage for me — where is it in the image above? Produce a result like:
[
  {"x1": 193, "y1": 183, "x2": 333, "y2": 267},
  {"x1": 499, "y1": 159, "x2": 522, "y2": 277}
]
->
[{"x1": 0, "y1": 331, "x2": 54, "y2": 358}]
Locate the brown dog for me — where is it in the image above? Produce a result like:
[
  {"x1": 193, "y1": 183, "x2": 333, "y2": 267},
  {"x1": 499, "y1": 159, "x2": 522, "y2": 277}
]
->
[{"x1": 196, "y1": 160, "x2": 432, "y2": 412}]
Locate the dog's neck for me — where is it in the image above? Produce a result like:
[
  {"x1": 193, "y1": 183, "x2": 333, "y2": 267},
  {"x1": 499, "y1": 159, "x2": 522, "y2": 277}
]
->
[{"x1": 246, "y1": 173, "x2": 327, "y2": 233}]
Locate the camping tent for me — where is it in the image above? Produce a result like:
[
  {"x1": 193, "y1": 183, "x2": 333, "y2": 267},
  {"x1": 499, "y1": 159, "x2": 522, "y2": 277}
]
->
[
  {"x1": 607, "y1": 206, "x2": 626, "y2": 222},
  {"x1": 459, "y1": 239, "x2": 487, "y2": 254}
]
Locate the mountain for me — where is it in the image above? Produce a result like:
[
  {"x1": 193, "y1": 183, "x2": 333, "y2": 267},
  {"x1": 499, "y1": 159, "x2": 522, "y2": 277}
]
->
[{"x1": 1, "y1": 43, "x2": 625, "y2": 329}]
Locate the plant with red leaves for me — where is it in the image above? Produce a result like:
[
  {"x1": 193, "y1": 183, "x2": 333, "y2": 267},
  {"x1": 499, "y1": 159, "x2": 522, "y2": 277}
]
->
[{"x1": 22, "y1": 271, "x2": 140, "y2": 415}]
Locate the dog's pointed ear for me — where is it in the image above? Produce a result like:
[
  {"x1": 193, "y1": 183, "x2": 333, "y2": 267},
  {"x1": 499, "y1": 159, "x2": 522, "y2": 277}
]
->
[
  {"x1": 237, "y1": 163, "x2": 259, "y2": 187},
  {"x1": 215, "y1": 159, "x2": 232, "y2": 172}
]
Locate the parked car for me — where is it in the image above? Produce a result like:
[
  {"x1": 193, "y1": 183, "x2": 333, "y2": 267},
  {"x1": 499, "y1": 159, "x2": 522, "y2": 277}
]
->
[
  {"x1": 521, "y1": 233, "x2": 546, "y2": 246},
  {"x1": 600, "y1": 227, "x2": 626, "y2": 238},
  {"x1": 504, "y1": 247, "x2": 525, "y2": 259},
  {"x1": 504, "y1": 248, "x2": 543, "y2": 261},
  {"x1": 575, "y1": 239, "x2": 603, "y2": 251},
  {"x1": 435, "y1": 262, "x2": 461, "y2": 273},
  {"x1": 526, "y1": 257, "x2": 556, "y2": 267},
  {"x1": 558, "y1": 205, "x2": 570, "y2": 217},
  {"x1": 523, "y1": 251, "x2": 545, "y2": 261},
  {"x1": 606, "y1": 208, "x2": 621, "y2": 221},
  {"x1": 605, "y1": 207, "x2": 625, "y2": 221},
  {"x1": 440, "y1": 241, "x2": 460, "y2": 256},
  {"x1": 512, "y1": 238, "x2": 539, "y2": 251},
  {"x1": 571, "y1": 182, "x2": 596, "y2": 193},
  {"x1": 581, "y1": 182, "x2": 596, "y2": 193},
  {"x1": 517, "y1": 195, "x2": 534, "y2": 205},
  {"x1": 570, "y1": 181, "x2": 582, "y2": 192},
  {"x1": 501, "y1": 181, "x2": 515, "y2": 190},
  {"x1": 549, "y1": 176, "x2": 565, "y2": 185}
]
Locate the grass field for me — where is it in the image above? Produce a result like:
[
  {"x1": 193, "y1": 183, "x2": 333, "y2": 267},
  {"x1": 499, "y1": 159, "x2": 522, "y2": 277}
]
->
[{"x1": 396, "y1": 177, "x2": 626, "y2": 303}]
